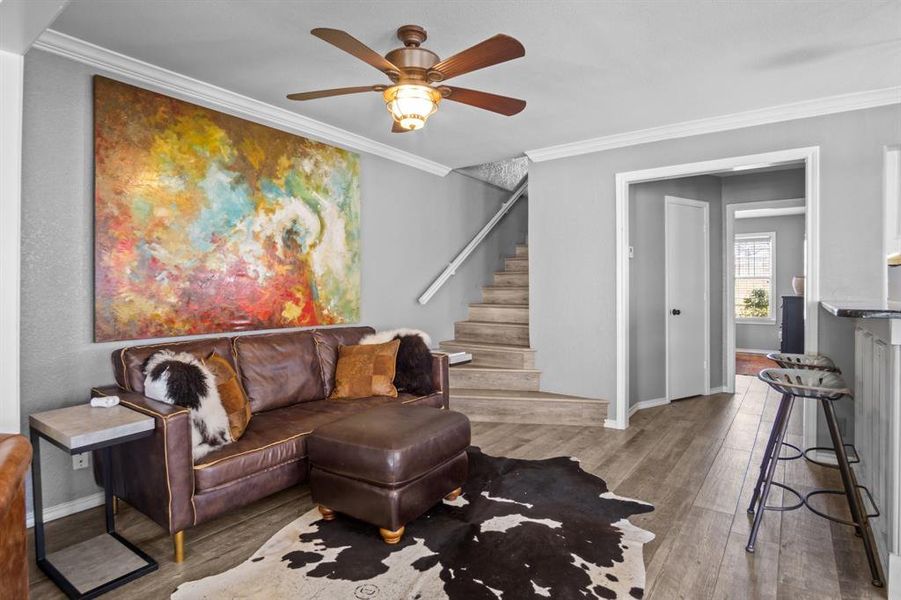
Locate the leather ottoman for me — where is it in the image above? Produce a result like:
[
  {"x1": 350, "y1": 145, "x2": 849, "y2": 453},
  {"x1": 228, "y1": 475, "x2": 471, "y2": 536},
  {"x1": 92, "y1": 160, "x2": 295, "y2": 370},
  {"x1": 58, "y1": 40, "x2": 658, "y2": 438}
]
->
[{"x1": 307, "y1": 404, "x2": 470, "y2": 544}]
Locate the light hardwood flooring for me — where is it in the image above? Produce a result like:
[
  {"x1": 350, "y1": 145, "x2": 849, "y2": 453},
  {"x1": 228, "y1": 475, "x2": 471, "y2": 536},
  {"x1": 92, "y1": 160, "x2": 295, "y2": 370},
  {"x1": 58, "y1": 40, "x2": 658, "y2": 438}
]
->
[{"x1": 28, "y1": 375, "x2": 884, "y2": 599}]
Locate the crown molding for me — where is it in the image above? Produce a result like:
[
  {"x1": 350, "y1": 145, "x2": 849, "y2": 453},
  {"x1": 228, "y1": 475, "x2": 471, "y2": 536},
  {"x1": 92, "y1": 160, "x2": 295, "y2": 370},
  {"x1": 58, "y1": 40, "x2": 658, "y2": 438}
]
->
[
  {"x1": 31, "y1": 29, "x2": 453, "y2": 177},
  {"x1": 525, "y1": 86, "x2": 901, "y2": 163}
]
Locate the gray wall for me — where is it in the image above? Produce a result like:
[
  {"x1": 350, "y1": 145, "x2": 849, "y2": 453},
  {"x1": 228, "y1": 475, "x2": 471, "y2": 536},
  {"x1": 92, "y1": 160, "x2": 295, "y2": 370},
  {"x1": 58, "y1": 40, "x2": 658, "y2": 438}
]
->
[
  {"x1": 721, "y1": 168, "x2": 805, "y2": 206},
  {"x1": 628, "y1": 176, "x2": 723, "y2": 405},
  {"x1": 734, "y1": 214, "x2": 805, "y2": 351},
  {"x1": 21, "y1": 49, "x2": 527, "y2": 508},
  {"x1": 529, "y1": 104, "x2": 901, "y2": 433}
]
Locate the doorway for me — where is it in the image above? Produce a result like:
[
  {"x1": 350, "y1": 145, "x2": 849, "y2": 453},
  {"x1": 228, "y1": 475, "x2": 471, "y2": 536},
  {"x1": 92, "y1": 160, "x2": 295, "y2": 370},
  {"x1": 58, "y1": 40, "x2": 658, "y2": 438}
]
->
[
  {"x1": 726, "y1": 199, "x2": 806, "y2": 380},
  {"x1": 615, "y1": 146, "x2": 820, "y2": 454},
  {"x1": 665, "y1": 196, "x2": 710, "y2": 400}
]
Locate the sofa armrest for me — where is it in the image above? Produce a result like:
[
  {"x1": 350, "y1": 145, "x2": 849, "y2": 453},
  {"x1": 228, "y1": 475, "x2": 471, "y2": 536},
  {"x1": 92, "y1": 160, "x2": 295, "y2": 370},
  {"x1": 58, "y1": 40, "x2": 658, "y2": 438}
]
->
[
  {"x1": 0, "y1": 434, "x2": 31, "y2": 600},
  {"x1": 430, "y1": 353, "x2": 450, "y2": 409},
  {"x1": 91, "y1": 386, "x2": 195, "y2": 533},
  {"x1": 0, "y1": 435, "x2": 31, "y2": 521}
]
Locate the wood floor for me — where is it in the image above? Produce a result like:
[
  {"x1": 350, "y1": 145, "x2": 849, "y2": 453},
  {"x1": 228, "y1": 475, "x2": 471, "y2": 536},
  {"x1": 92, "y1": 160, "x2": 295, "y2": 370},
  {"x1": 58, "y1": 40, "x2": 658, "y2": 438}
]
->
[
  {"x1": 28, "y1": 375, "x2": 884, "y2": 599},
  {"x1": 736, "y1": 352, "x2": 778, "y2": 376}
]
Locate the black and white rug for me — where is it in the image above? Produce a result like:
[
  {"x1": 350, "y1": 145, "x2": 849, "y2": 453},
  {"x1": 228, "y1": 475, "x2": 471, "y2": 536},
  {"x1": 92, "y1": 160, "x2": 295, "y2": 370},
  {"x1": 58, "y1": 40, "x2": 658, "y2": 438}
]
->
[{"x1": 173, "y1": 448, "x2": 655, "y2": 599}]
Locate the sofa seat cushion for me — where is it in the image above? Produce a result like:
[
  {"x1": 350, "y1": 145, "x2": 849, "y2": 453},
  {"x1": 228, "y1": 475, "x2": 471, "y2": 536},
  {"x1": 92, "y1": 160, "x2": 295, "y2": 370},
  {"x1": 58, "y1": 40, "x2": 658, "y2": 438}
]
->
[
  {"x1": 193, "y1": 406, "x2": 342, "y2": 491},
  {"x1": 307, "y1": 405, "x2": 471, "y2": 487}
]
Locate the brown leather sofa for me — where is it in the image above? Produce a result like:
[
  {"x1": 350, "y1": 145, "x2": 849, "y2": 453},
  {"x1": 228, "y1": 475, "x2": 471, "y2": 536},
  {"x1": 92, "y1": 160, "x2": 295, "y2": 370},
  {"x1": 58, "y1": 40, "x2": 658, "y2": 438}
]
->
[
  {"x1": 91, "y1": 326, "x2": 448, "y2": 562},
  {"x1": 0, "y1": 434, "x2": 33, "y2": 599}
]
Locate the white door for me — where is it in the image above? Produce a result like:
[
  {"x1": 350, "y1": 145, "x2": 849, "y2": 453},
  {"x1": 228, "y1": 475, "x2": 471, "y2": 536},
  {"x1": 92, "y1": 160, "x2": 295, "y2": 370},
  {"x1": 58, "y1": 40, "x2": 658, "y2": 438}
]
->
[{"x1": 665, "y1": 196, "x2": 709, "y2": 400}]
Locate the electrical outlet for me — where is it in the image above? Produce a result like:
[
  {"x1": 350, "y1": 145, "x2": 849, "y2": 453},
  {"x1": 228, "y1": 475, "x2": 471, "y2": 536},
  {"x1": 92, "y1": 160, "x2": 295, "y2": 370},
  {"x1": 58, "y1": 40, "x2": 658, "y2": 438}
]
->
[{"x1": 72, "y1": 453, "x2": 90, "y2": 470}]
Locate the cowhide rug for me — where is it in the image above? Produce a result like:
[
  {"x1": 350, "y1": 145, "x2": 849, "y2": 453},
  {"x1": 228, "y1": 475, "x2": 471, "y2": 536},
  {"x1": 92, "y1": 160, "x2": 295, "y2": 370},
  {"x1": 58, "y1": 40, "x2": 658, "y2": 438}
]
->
[{"x1": 173, "y1": 448, "x2": 655, "y2": 600}]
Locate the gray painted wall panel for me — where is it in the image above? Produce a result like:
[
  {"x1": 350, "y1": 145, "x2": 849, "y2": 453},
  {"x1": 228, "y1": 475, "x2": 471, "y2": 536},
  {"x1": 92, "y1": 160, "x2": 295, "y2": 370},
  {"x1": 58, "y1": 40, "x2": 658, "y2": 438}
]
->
[
  {"x1": 530, "y1": 104, "x2": 901, "y2": 439},
  {"x1": 21, "y1": 49, "x2": 526, "y2": 507}
]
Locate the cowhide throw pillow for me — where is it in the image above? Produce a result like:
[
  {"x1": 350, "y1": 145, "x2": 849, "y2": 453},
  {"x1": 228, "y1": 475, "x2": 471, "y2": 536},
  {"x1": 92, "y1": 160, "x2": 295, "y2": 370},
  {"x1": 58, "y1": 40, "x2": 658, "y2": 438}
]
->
[
  {"x1": 360, "y1": 329, "x2": 435, "y2": 396},
  {"x1": 143, "y1": 350, "x2": 233, "y2": 460}
]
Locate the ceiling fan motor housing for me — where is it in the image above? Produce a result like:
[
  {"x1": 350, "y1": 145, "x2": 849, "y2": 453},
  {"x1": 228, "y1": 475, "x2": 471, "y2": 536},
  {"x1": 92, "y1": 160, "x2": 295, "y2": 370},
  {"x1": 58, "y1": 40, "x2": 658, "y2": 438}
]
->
[{"x1": 386, "y1": 26, "x2": 440, "y2": 84}]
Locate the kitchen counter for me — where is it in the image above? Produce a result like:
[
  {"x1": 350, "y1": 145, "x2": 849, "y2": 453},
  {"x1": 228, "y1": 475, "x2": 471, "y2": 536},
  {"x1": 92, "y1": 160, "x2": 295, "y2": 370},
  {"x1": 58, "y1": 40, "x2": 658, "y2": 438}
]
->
[{"x1": 821, "y1": 300, "x2": 901, "y2": 319}]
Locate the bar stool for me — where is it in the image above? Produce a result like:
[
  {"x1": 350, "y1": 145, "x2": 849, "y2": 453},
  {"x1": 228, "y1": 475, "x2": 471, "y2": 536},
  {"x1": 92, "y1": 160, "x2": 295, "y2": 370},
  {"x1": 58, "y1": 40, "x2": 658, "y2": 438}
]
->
[{"x1": 746, "y1": 363, "x2": 884, "y2": 587}]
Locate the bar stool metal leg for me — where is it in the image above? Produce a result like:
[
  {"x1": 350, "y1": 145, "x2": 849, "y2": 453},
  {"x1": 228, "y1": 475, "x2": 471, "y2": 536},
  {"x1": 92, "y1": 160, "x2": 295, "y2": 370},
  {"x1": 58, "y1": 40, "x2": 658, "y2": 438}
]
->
[
  {"x1": 746, "y1": 395, "x2": 794, "y2": 552},
  {"x1": 821, "y1": 399, "x2": 885, "y2": 587},
  {"x1": 747, "y1": 392, "x2": 792, "y2": 515}
]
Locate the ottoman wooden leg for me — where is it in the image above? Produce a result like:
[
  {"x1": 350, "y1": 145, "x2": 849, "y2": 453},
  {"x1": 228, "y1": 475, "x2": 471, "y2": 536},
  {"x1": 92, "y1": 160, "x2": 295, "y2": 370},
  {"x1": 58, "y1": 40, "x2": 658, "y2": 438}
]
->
[
  {"x1": 379, "y1": 526, "x2": 405, "y2": 545},
  {"x1": 445, "y1": 487, "x2": 462, "y2": 501},
  {"x1": 318, "y1": 505, "x2": 336, "y2": 521}
]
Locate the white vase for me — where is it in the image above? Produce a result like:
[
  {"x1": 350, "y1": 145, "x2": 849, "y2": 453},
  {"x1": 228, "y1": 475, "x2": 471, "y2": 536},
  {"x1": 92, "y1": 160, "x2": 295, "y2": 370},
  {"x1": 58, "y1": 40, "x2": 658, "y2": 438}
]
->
[{"x1": 792, "y1": 275, "x2": 805, "y2": 296}]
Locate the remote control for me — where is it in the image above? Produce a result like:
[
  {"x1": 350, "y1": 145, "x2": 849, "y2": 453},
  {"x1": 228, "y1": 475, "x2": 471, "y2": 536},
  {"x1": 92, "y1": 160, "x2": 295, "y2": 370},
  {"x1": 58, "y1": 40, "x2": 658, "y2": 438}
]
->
[{"x1": 90, "y1": 396, "x2": 120, "y2": 408}]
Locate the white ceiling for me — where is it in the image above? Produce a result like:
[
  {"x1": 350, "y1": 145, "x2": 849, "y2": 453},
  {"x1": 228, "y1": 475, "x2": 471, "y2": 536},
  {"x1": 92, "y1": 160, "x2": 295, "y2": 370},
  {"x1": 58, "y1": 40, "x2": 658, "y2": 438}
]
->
[
  {"x1": 44, "y1": 0, "x2": 901, "y2": 168},
  {"x1": 0, "y1": 0, "x2": 69, "y2": 54}
]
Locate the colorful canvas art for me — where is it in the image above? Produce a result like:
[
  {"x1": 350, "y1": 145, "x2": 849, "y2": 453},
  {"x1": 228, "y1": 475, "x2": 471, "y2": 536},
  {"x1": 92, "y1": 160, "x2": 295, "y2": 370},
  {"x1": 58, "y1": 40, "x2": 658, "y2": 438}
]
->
[{"x1": 93, "y1": 76, "x2": 361, "y2": 342}]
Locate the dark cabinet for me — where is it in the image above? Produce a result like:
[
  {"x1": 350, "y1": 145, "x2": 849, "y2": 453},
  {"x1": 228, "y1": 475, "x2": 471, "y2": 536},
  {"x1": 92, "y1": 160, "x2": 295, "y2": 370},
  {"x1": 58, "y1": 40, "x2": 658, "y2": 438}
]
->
[{"x1": 781, "y1": 295, "x2": 804, "y2": 353}]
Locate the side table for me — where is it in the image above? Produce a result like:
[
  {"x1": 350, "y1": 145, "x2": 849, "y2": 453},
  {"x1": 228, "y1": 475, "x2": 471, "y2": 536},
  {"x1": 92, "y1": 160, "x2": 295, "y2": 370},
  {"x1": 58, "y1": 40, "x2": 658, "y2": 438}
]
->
[{"x1": 30, "y1": 403, "x2": 158, "y2": 599}]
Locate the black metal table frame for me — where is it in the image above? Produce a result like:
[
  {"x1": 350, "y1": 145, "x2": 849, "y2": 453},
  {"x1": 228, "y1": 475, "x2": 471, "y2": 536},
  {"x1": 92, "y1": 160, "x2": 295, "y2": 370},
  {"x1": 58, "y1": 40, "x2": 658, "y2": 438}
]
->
[{"x1": 30, "y1": 427, "x2": 158, "y2": 599}]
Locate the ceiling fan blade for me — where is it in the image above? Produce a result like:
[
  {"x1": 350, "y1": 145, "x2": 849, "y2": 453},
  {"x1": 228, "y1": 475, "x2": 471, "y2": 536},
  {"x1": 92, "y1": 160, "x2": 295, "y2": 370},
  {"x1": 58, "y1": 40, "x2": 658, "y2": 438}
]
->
[
  {"x1": 311, "y1": 28, "x2": 400, "y2": 75},
  {"x1": 441, "y1": 86, "x2": 526, "y2": 116},
  {"x1": 391, "y1": 121, "x2": 413, "y2": 133},
  {"x1": 287, "y1": 86, "x2": 381, "y2": 101},
  {"x1": 429, "y1": 34, "x2": 524, "y2": 82}
]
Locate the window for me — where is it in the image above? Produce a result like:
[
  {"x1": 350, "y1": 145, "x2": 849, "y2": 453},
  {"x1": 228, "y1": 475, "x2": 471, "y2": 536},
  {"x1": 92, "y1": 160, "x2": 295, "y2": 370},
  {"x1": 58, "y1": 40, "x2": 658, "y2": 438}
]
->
[{"x1": 735, "y1": 232, "x2": 775, "y2": 321}]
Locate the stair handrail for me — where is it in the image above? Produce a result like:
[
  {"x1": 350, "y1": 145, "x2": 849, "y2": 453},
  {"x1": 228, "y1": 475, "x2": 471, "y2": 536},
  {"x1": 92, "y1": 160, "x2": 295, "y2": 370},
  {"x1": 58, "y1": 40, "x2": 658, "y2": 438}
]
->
[{"x1": 418, "y1": 175, "x2": 528, "y2": 305}]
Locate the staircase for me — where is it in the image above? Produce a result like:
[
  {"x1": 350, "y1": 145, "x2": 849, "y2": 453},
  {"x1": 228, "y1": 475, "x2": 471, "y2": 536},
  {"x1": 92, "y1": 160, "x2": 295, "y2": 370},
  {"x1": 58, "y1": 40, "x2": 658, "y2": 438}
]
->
[{"x1": 440, "y1": 244, "x2": 608, "y2": 426}]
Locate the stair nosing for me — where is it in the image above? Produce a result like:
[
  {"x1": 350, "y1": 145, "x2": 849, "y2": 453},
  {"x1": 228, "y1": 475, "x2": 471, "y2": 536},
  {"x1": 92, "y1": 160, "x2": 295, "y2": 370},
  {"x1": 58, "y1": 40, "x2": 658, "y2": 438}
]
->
[
  {"x1": 450, "y1": 389, "x2": 608, "y2": 404},
  {"x1": 449, "y1": 366, "x2": 540, "y2": 373},
  {"x1": 469, "y1": 303, "x2": 529, "y2": 309},
  {"x1": 456, "y1": 320, "x2": 529, "y2": 328},
  {"x1": 439, "y1": 341, "x2": 536, "y2": 352}
]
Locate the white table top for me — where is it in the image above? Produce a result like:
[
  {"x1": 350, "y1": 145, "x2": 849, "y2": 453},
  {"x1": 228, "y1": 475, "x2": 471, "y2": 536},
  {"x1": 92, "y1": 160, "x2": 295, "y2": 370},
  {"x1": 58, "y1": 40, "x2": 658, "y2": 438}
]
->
[{"x1": 30, "y1": 404, "x2": 155, "y2": 451}]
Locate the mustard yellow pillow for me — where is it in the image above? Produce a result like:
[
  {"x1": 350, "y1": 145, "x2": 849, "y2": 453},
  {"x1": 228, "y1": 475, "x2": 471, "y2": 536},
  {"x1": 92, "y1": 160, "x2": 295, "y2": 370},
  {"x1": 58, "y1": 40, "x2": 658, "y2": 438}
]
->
[
  {"x1": 204, "y1": 353, "x2": 252, "y2": 440},
  {"x1": 329, "y1": 340, "x2": 400, "y2": 400}
]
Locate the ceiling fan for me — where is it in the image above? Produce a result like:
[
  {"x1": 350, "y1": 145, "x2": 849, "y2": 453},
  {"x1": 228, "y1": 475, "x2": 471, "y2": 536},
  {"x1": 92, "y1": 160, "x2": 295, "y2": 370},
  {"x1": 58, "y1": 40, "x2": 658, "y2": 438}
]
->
[{"x1": 287, "y1": 25, "x2": 526, "y2": 133}]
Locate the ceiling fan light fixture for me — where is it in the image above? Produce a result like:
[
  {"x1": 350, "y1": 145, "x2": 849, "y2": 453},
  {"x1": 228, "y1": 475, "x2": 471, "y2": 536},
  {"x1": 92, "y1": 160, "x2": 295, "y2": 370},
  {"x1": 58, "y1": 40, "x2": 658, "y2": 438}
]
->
[{"x1": 384, "y1": 84, "x2": 441, "y2": 130}]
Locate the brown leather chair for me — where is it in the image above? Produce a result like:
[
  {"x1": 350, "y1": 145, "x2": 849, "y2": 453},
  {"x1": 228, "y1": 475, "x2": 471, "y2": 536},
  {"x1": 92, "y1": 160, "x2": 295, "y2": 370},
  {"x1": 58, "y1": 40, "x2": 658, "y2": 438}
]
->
[
  {"x1": 0, "y1": 434, "x2": 33, "y2": 600},
  {"x1": 92, "y1": 326, "x2": 449, "y2": 562}
]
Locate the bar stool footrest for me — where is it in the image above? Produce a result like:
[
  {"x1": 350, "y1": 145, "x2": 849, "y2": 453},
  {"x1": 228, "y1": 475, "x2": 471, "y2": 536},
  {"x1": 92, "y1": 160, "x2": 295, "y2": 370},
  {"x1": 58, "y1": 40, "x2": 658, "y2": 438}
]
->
[
  {"x1": 778, "y1": 441, "x2": 802, "y2": 461},
  {"x1": 761, "y1": 482, "x2": 805, "y2": 512},
  {"x1": 802, "y1": 444, "x2": 859, "y2": 469},
  {"x1": 760, "y1": 483, "x2": 880, "y2": 523},
  {"x1": 805, "y1": 485, "x2": 880, "y2": 524}
]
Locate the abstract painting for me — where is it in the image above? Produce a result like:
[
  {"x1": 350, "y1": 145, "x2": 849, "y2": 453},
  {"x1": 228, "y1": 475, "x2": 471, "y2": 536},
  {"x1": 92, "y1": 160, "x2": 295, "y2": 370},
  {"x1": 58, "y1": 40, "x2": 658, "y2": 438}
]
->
[{"x1": 93, "y1": 76, "x2": 360, "y2": 342}]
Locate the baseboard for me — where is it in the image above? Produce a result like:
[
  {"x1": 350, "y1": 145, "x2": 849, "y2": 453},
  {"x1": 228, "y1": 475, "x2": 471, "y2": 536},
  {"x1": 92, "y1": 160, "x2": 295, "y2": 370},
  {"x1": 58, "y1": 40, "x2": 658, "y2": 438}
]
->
[
  {"x1": 709, "y1": 386, "x2": 725, "y2": 394},
  {"x1": 736, "y1": 348, "x2": 777, "y2": 355},
  {"x1": 604, "y1": 418, "x2": 627, "y2": 430},
  {"x1": 628, "y1": 397, "x2": 669, "y2": 417},
  {"x1": 25, "y1": 492, "x2": 105, "y2": 529},
  {"x1": 889, "y1": 553, "x2": 900, "y2": 599}
]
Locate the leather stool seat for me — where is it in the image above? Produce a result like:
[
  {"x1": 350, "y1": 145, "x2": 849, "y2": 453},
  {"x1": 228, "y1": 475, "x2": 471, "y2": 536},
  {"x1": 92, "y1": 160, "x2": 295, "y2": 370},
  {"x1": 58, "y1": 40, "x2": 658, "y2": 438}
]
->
[
  {"x1": 307, "y1": 404, "x2": 470, "y2": 541},
  {"x1": 766, "y1": 352, "x2": 837, "y2": 371}
]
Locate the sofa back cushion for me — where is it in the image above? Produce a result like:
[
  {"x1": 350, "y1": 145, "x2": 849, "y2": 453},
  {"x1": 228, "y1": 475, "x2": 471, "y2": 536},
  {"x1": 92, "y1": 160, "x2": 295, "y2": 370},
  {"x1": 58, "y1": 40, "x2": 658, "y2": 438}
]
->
[
  {"x1": 312, "y1": 326, "x2": 375, "y2": 398},
  {"x1": 112, "y1": 337, "x2": 235, "y2": 394},
  {"x1": 232, "y1": 330, "x2": 325, "y2": 412}
]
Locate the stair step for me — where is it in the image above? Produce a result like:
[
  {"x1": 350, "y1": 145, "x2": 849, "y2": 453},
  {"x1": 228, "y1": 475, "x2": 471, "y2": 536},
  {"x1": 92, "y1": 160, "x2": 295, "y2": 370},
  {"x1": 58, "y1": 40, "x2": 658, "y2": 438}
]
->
[
  {"x1": 504, "y1": 257, "x2": 529, "y2": 272},
  {"x1": 449, "y1": 366, "x2": 540, "y2": 391},
  {"x1": 482, "y1": 286, "x2": 528, "y2": 305},
  {"x1": 515, "y1": 244, "x2": 528, "y2": 258},
  {"x1": 468, "y1": 303, "x2": 528, "y2": 324},
  {"x1": 439, "y1": 341, "x2": 536, "y2": 369},
  {"x1": 454, "y1": 321, "x2": 529, "y2": 346},
  {"x1": 450, "y1": 389, "x2": 608, "y2": 425},
  {"x1": 493, "y1": 272, "x2": 529, "y2": 287}
]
